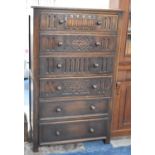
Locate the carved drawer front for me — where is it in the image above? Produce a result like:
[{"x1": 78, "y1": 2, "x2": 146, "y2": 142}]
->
[
  {"x1": 39, "y1": 98, "x2": 110, "y2": 119},
  {"x1": 40, "y1": 11, "x2": 118, "y2": 32},
  {"x1": 40, "y1": 77, "x2": 112, "y2": 98},
  {"x1": 40, "y1": 35, "x2": 117, "y2": 52},
  {"x1": 40, "y1": 56, "x2": 114, "y2": 76},
  {"x1": 39, "y1": 118, "x2": 108, "y2": 144}
]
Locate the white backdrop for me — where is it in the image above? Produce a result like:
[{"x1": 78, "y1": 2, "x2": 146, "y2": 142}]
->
[{"x1": 29, "y1": 0, "x2": 109, "y2": 9}]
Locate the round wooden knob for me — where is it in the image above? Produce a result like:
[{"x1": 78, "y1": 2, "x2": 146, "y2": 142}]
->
[
  {"x1": 57, "y1": 86, "x2": 62, "y2": 90},
  {"x1": 89, "y1": 128, "x2": 95, "y2": 133},
  {"x1": 59, "y1": 19, "x2": 64, "y2": 24},
  {"x1": 56, "y1": 107, "x2": 62, "y2": 112},
  {"x1": 56, "y1": 131, "x2": 60, "y2": 136},
  {"x1": 97, "y1": 21, "x2": 102, "y2": 25},
  {"x1": 95, "y1": 42, "x2": 101, "y2": 46},
  {"x1": 57, "y1": 64, "x2": 62, "y2": 68},
  {"x1": 93, "y1": 63, "x2": 99, "y2": 68},
  {"x1": 90, "y1": 105, "x2": 96, "y2": 110},
  {"x1": 92, "y1": 84, "x2": 97, "y2": 89},
  {"x1": 58, "y1": 41, "x2": 63, "y2": 46}
]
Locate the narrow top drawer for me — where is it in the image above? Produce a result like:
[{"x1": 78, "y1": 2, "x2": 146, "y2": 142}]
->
[{"x1": 38, "y1": 10, "x2": 119, "y2": 33}]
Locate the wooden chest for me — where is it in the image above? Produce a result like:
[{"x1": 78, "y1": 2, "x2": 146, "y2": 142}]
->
[{"x1": 31, "y1": 7, "x2": 122, "y2": 151}]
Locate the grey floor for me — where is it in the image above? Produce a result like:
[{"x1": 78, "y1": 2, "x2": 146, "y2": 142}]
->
[{"x1": 24, "y1": 136, "x2": 131, "y2": 155}]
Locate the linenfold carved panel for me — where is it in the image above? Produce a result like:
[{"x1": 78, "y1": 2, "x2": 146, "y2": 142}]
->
[
  {"x1": 40, "y1": 56, "x2": 113, "y2": 75},
  {"x1": 40, "y1": 77, "x2": 112, "y2": 97},
  {"x1": 40, "y1": 12, "x2": 118, "y2": 32},
  {"x1": 40, "y1": 35, "x2": 117, "y2": 52}
]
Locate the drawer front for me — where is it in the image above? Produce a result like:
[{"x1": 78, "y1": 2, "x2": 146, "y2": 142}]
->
[
  {"x1": 40, "y1": 56, "x2": 114, "y2": 76},
  {"x1": 39, "y1": 11, "x2": 118, "y2": 32},
  {"x1": 39, "y1": 118, "x2": 108, "y2": 143},
  {"x1": 39, "y1": 99, "x2": 110, "y2": 119},
  {"x1": 40, "y1": 35, "x2": 117, "y2": 52},
  {"x1": 40, "y1": 77, "x2": 112, "y2": 98}
]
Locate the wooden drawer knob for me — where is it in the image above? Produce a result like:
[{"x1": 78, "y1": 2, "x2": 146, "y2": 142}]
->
[
  {"x1": 97, "y1": 21, "x2": 102, "y2": 25},
  {"x1": 57, "y1": 64, "x2": 62, "y2": 68},
  {"x1": 55, "y1": 131, "x2": 60, "y2": 136},
  {"x1": 92, "y1": 84, "x2": 97, "y2": 89},
  {"x1": 58, "y1": 41, "x2": 63, "y2": 46},
  {"x1": 93, "y1": 63, "x2": 99, "y2": 68},
  {"x1": 57, "y1": 86, "x2": 62, "y2": 90},
  {"x1": 59, "y1": 19, "x2": 64, "y2": 24},
  {"x1": 95, "y1": 42, "x2": 101, "y2": 46},
  {"x1": 56, "y1": 108, "x2": 62, "y2": 112},
  {"x1": 89, "y1": 128, "x2": 95, "y2": 133},
  {"x1": 90, "y1": 105, "x2": 96, "y2": 110}
]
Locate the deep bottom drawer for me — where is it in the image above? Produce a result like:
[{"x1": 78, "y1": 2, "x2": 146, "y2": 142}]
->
[{"x1": 39, "y1": 118, "x2": 108, "y2": 144}]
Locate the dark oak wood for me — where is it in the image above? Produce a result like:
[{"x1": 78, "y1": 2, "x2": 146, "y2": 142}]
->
[
  {"x1": 39, "y1": 118, "x2": 108, "y2": 144},
  {"x1": 109, "y1": 0, "x2": 131, "y2": 137},
  {"x1": 39, "y1": 35, "x2": 117, "y2": 53},
  {"x1": 40, "y1": 56, "x2": 114, "y2": 75},
  {"x1": 31, "y1": 7, "x2": 122, "y2": 151},
  {"x1": 32, "y1": 9, "x2": 40, "y2": 152},
  {"x1": 24, "y1": 113, "x2": 28, "y2": 142},
  {"x1": 39, "y1": 98, "x2": 110, "y2": 119},
  {"x1": 38, "y1": 8, "x2": 120, "y2": 32},
  {"x1": 39, "y1": 77, "x2": 112, "y2": 97}
]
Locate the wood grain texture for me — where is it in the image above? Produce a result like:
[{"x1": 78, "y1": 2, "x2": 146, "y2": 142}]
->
[
  {"x1": 111, "y1": 81, "x2": 131, "y2": 136},
  {"x1": 39, "y1": 77, "x2": 112, "y2": 97},
  {"x1": 110, "y1": 0, "x2": 131, "y2": 63},
  {"x1": 110, "y1": 0, "x2": 131, "y2": 137},
  {"x1": 32, "y1": 9, "x2": 40, "y2": 152},
  {"x1": 39, "y1": 98, "x2": 110, "y2": 119},
  {"x1": 39, "y1": 11, "x2": 119, "y2": 32},
  {"x1": 118, "y1": 81, "x2": 131, "y2": 129},
  {"x1": 32, "y1": 7, "x2": 122, "y2": 151},
  {"x1": 40, "y1": 56, "x2": 114, "y2": 75},
  {"x1": 39, "y1": 35, "x2": 117, "y2": 52},
  {"x1": 39, "y1": 118, "x2": 108, "y2": 143}
]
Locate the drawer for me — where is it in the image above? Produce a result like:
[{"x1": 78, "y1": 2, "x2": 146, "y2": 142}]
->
[
  {"x1": 39, "y1": 118, "x2": 108, "y2": 144},
  {"x1": 39, "y1": 11, "x2": 119, "y2": 32},
  {"x1": 40, "y1": 35, "x2": 117, "y2": 53},
  {"x1": 40, "y1": 77, "x2": 112, "y2": 98},
  {"x1": 40, "y1": 56, "x2": 114, "y2": 76},
  {"x1": 39, "y1": 98, "x2": 110, "y2": 119}
]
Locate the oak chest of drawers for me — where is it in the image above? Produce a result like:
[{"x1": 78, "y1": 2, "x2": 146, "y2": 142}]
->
[{"x1": 31, "y1": 6, "x2": 122, "y2": 151}]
